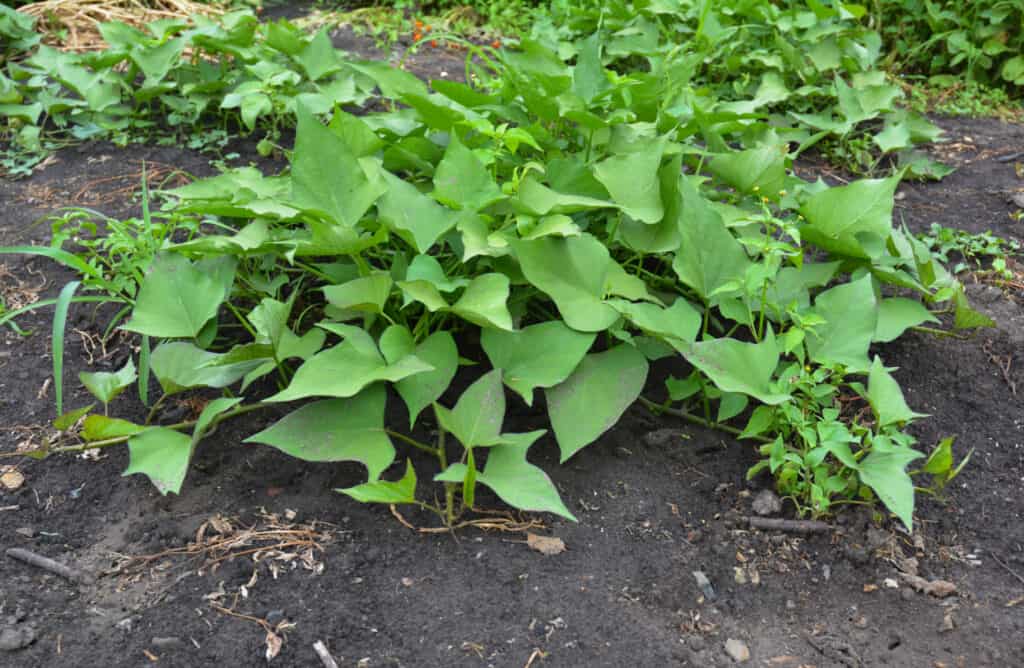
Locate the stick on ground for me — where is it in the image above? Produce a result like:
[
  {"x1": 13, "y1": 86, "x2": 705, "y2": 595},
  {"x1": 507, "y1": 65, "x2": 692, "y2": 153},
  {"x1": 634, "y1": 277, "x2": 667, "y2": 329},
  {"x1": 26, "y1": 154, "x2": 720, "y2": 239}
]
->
[
  {"x1": 744, "y1": 517, "x2": 833, "y2": 534},
  {"x1": 6, "y1": 547, "x2": 92, "y2": 584},
  {"x1": 313, "y1": 640, "x2": 339, "y2": 668}
]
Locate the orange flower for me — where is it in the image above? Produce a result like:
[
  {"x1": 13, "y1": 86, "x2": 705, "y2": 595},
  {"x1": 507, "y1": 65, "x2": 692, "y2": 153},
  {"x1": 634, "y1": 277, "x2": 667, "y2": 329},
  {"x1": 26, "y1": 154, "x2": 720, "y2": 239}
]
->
[
  {"x1": 414, "y1": 19, "x2": 423, "y2": 28},
  {"x1": 431, "y1": 40, "x2": 438, "y2": 48},
  {"x1": 492, "y1": 40, "x2": 501, "y2": 49},
  {"x1": 425, "y1": 25, "x2": 432, "y2": 32},
  {"x1": 413, "y1": 32, "x2": 422, "y2": 42}
]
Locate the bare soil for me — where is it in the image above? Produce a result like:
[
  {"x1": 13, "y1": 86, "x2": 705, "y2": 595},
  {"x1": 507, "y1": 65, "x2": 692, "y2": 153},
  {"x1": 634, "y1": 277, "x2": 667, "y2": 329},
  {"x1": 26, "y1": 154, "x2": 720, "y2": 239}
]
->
[{"x1": 1, "y1": 21, "x2": 1023, "y2": 668}]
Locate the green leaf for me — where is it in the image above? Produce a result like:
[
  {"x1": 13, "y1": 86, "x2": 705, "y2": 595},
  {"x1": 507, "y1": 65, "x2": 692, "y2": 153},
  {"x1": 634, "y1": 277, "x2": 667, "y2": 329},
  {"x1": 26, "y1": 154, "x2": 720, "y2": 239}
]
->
[
  {"x1": 511, "y1": 235, "x2": 619, "y2": 332},
  {"x1": 82, "y1": 415, "x2": 145, "y2": 442},
  {"x1": 191, "y1": 397, "x2": 243, "y2": 445},
  {"x1": 150, "y1": 342, "x2": 263, "y2": 394},
  {"x1": 593, "y1": 139, "x2": 666, "y2": 223},
  {"x1": 858, "y1": 448, "x2": 922, "y2": 530},
  {"x1": 806, "y1": 275, "x2": 877, "y2": 372},
  {"x1": 800, "y1": 176, "x2": 898, "y2": 259},
  {"x1": 52, "y1": 280, "x2": 80, "y2": 417},
  {"x1": 450, "y1": 273, "x2": 514, "y2": 331},
  {"x1": 546, "y1": 345, "x2": 648, "y2": 462},
  {"x1": 338, "y1": 459, "x2": 417, "y2": 504},
  {"x1": 481, "y1": 321, "x2": 595, "y2": 405},
  {"x1": 323, "y1": 273, "x2": 393, "y2": 315},
  {"x1": 267, "y1": 329, "x2": 432, "y2": 402},
  {"x1": 867, "y1": 356, "x2": 926, "y2": 427},
  {"x1": 291, "y1": 104, "x2": 386, "y2": 227},
  {"x1": 295, "y1": 29, "x2": 339, "y2": 81},
  {"x1": 246, "y1": 385, "x2": 394, "y2": 480},
  {"x1": 954, "y1": 288, "x2": 995, "y2": 330},
  {"x1": 79, "y1": 359, "x2": 137, "y2": 405},
  {"x1": 124, "y1": 254, "x2": 234, "y2": 339},
  {"x1": 680, "y1": 328, "x2": 790, "y2": 405},
  {"x1": 672, "y1": 179, "x2": 750, "y2": 301},
  {"x1": 874, "y1": 298, "x2": 938, "y2": 342},
  {"x1": 922, "y1": 436, "x2": 955, "y2": 476},
  {"x1": 709, "y1": 145, "x2": 787, "y2": 197},
  {"x1": 434, "y1": 369, "x2": 506, "y2": 448},
  {"x1": 437, "y1": 431, "x2": 576, "y2": 520},
  {"x1": 123, "y1": 427, "x2": 193, "y2": 495},
  {"x1": 376, "y1": 171, "x2": 457, "y2": 253},
  {"x1": 606, "y1": 298, "x2": 701, "y2": 345},
  {"x1": 432, "y1": 134, "x2": 505, "y2": 212},
  {"x1": 380, "y1": 326, "x2": 458, "y2": 427},
  {"x1": 54, "y1": 404, "x2": 94, "y2": 431}
]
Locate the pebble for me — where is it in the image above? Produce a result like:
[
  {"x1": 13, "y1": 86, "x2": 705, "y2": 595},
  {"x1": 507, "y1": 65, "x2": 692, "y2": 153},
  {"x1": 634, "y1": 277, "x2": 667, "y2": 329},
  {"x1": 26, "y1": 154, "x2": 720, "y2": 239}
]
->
[
  {"x1": 688, "y1": 636, "x2": 706, "y2": 652},
  {"x1": 724, "y1": 638, "x2": 750, "y2": 663},
  {"x1": 751, "y1": 489, "x2": 782, "y2": 517},
  {"x1": 0, "y1": 626, "x2": 36, "y2": 651},
  {"x1": 151, "y1": 637, "x2": 184, "y2": 649}
]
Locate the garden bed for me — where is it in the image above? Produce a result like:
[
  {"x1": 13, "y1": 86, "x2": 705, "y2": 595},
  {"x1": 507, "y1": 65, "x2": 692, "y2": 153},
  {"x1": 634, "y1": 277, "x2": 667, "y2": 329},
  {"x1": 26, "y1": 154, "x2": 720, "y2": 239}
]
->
[{"x1": 1, "y1": 9, "x2": 1024, "y2": 668}]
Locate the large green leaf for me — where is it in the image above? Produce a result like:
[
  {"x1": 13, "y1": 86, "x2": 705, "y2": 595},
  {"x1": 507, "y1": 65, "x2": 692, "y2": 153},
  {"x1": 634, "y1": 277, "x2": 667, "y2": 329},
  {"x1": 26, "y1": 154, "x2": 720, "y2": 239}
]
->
[
  {"x1": 379, "y1": 326, "x2": 458, "y2": 427},
  {"x1": 338, "y1": 459, "x2": 418, "y2": 504},
  {"x1": 806, "y1": 275, "x2": 877, "y2": 372},
  {"x1": 246, "y1": 385, "x2": 394, "y2": 480},
  {"x1": 512, "y1": 235, "x2": 619, "y2": 332},
  {"x1": 432, "y1": 134, "x2": 505, "y2": 212},
  {"x1": 858, "y1": 448, "x2": 922, "y2": 530},
  {"x1": 800, "y1": 176, "x2": 898, "y2": 259},
  {"x1": 592, "y1": 139, "x2": 666, "y2": 223},
  {"x1": 680, "y1": 328, "x2": 790, "y2": 405},
  {"x1": 267, "y1": 329, "x2": 432, "y2": 402},
  {"x1": 450, "y1": 273, "x2": 514, "y2": 331},
  {"x1": 291, "y1": 105, "x2": 385, "y2": 227},
  {"x1": 874, "y1": 297, "x2": 938, "y2": 343},
  {"x1": 546, "y1": 345, "x2": 648, "y2": 462},
  {"x1": 376, "y1": 171, "x2": 457, "y2": 253},
  {"x1": 323, "y1": 273, "x2": 393, "y2": 315},
  {"x1": 436, "y1": 431, "x2": 575, "y2": 520},
  {"x1": 434, "y1": 369, "x2": 506, "y2": 448},
  {"x1": 124, "y1": 254, "x2": 234, "y2": 339},
  {"x1": 708, "y1": 144, "x2": 787, "y2": 197},
  {"x1": 123, "y1": 427, "x2": 193, "y2": 495},
  {"x1": 150, "y1": 342, "x2": 263, "y2": 394},
  {"x1": 672, "y1": 178, "x2": 750, "y2": 301},
  {"x1": 481, "y1": 321, "x2": 595, "y2": 405},
  {"x1": 867, "y1": 357, "x2": 926, "y2": 427}
]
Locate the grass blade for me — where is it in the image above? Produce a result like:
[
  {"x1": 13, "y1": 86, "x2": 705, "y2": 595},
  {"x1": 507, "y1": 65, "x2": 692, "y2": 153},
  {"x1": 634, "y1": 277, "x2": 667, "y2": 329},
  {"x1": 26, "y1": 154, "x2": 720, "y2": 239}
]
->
[
  {"x1": 138, "y1": 334, "x2": 151, "y2": 407},
  {"x1": 52, "y1": 281, "x2": 81, "y2": 416},
  {"x1": 0, "y1": 246, "x2": 103, "y2": 280}
]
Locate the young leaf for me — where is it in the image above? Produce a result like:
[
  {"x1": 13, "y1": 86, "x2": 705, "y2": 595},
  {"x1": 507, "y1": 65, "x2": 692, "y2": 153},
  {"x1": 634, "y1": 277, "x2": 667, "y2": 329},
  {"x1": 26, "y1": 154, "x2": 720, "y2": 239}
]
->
[
  {"x1": 437, "y1": 431, "x2": 576, "y2": 520},
  {"x1": 953, "y1": 288, "x2": 995, "y2": 330},
  {"x1": 867, "y1": 357, "x2": 926, "y2": 427},
  {"x1": 922, "y1": 436, "x2": 955, "y2": 476},
  {"x1": 323, "y1": 273, "x2": 393, "y2": 315},
  {"x1": 123, "y1": 427, "x2": 193, "y2": 495},
  {"x1": 53, "y1": 404, "x2": 95, "y2": 432},
  {"x1": 151, "y1": 342, "x2": 263, "y2": 394},
  {"x1": 79, "y1": 358, "x2": 137, "y2": 406},
  {"x1": 450, "y1": 273, "x2": 514, "y2": 331},
  {"x1": 434, "y1": 369, "x2": 506, "y2": 448},
  {"x1": 191, "y1": 397, "x2": 243, "y2": 445},
  {"x1": 82, "y1": 415, "x2": 145, "y2": 442},
  {"x1": 338, "y1": 459, "x2": 417, "y2": 504},
  {"x1": 246, "y1": 385, "x2": 394, "y2": 480},
  {"x1": 672, "y1": 179, "x2": 750, "y2": 301},
  {"x1": 481, "y1": 321, "x2": 595, "y2": 406},
  {"x1": 379, "y1": 326, "x2": 458, "y2": 427},
  {"x1": 124, "y1": 254, "x2": 235, "y2": 339},
  {"x1": 52, "y1": 280, "x2": 80, "y2": 416},
  {"x1": 546, "y1": 345, "x2": 648, "y2": 462}
]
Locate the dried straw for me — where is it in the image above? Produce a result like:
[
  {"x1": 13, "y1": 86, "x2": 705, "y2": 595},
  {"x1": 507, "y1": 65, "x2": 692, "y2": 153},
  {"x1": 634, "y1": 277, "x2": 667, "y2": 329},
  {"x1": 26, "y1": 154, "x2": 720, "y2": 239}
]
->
[{"x1": 18, "y1": 0, "x2": 227, "y2": 52}]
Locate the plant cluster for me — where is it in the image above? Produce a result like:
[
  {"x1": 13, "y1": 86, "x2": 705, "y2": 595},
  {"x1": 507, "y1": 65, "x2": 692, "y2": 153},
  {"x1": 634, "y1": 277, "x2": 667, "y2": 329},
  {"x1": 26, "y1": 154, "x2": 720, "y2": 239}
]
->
[
  {"x1": 4, "y1": 12, "x2": 983, "y2": 530},
  {"x1": 869, "y1": 0, "x2": 1024, "y2": 87},
  {"x1": 918, "y1": 223, "x2": 1022, "y2": 279}
]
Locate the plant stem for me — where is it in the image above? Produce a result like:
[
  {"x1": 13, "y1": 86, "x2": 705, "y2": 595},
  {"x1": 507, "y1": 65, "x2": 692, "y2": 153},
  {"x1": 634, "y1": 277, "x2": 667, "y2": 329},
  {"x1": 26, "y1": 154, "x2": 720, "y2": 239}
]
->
[
  {"x1": 911, "y1": 325, "x2": 970, "y2": 339},
  {"x1": 385, "y1": 429, "x2": 440, "y2": 456},
  {"x1": 638, "y1": 395, "x2": 772, "y2": 443}
]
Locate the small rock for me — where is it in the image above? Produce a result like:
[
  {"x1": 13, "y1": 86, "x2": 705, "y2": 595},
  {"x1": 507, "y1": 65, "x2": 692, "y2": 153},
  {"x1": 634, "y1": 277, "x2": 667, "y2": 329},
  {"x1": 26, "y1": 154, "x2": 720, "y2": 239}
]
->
[
  {"x1": 0, "y1": 626, "x2": 36, "y2": 651},
  {"x1": 688, "y1": 636, "x2": 706, "y2": 652},
  {"x1": 613, "y1": 446, "x2": 633, "y2": 459},
  {"x1": 14, "y1": 527, "x2": 34, "y2": 538},
  {"x1": 151, "y1": 637, "x2": 184, "y2": 649},
  {"x1": 901, "y1": 588, "x2": 914, "y2": 601},
  {"x1": 724, "y1": 638, "x2": 750, "y2": 663},
  {"x1": 785, "y1": 599, "x2": 796, "y2": 610},
  {"x1": 751, "y1": 490, "x2": 782, "y2": 517},
  {"x1": 115, "y1": 617, "x2": 136, "y2": 632}
]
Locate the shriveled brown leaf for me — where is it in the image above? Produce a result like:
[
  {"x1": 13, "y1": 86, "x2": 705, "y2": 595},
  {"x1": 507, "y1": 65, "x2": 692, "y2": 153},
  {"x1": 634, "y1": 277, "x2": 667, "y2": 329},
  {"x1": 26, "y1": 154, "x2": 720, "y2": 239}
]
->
[
  {"x1": 898, "y1": 572, "x2": 958, "y2": 598},
  {"x1": 526, "y1": 533, "x2": 566, "y2": 556},
  {"x1": 265, "y1": 630, "x2": 282, "y2": 661}
]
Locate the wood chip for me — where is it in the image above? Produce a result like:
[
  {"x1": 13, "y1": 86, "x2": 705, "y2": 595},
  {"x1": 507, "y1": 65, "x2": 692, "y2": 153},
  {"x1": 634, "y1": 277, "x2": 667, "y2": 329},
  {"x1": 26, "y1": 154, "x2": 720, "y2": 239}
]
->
[{"x1": 526, "y1": 533, "x2": 566, "y2": 556}]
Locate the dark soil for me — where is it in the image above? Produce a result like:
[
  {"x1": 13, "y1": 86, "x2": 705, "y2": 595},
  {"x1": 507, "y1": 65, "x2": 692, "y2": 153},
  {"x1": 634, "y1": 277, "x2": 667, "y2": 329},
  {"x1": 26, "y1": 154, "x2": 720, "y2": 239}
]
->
[{"x1": 2, "y1": 21, "x2": 1024, "y2": 668}]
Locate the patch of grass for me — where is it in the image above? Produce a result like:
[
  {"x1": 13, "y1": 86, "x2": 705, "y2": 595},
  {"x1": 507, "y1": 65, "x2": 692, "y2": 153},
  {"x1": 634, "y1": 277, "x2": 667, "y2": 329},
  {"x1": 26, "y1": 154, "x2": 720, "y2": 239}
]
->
[{"x1": 904, "y1": 78, "x2": 1024, "y2": 120}]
